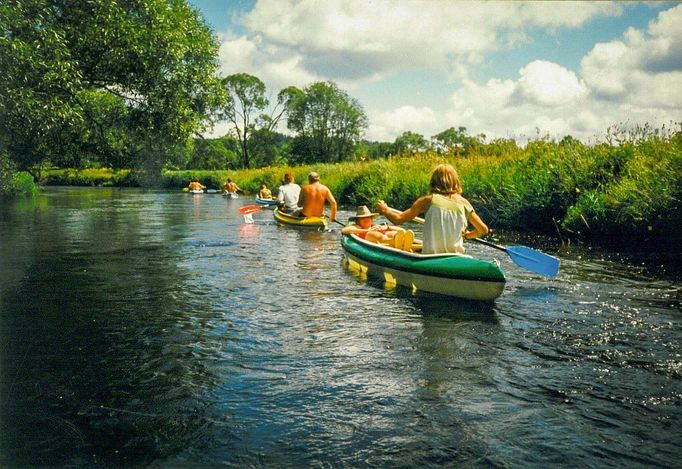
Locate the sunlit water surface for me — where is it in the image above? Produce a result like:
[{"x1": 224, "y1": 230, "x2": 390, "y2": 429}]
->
[{"x1": 1, "y1": 188, "x2": 680, "y2": 467}]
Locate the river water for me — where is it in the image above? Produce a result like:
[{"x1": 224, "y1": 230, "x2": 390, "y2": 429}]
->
[{"x1": 1, "y1": 187, "x2": 680, "y2": 467}]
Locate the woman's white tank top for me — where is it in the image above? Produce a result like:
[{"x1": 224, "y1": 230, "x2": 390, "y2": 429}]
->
[{"x1": 423, "y1": 194, "x2": 473, "y2": 254}]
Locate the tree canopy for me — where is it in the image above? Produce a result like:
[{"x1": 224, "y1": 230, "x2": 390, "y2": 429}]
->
[
  {"x1": 220, "y1": 73, "x2": 268, "y2": 169},
  {"x1": 284, "y1": 81, "x2": 368, "y2": 164},
  {"x1": 0, "y1": 0, "x2": 224, "y2": 181}
]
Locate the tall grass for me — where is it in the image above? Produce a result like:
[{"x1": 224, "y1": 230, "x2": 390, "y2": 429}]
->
[{"x1": 41, "y1": 124, "x2": 681, "y2": 248}]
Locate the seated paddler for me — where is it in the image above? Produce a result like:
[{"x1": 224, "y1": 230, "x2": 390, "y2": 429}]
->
[{"x1": 342, "y1": 205, "x2": 415, "y2": 251}]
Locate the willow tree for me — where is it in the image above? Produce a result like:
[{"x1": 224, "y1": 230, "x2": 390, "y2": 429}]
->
[{"x1": 0, "y1": 0, "x2": 224, "y2": 182}]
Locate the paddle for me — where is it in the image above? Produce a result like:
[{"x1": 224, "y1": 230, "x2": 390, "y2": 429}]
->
[
  {"x1": 239, "y1": 204, "x2": 264, "y2": 215},
  {"x1": 386, "y1": 206, "x2": 560, "y2": 277}
]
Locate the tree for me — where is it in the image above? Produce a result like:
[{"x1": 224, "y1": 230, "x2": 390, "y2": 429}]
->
[
  {"x1": 0, "y1": 0, "x2": 84, "y2": 178},
  {"x1": 356, "y1": 140, "x2": 395, "y2": 160},
  {"x1": 284, "y1": 81, "x2": 367, "y2": 164},
  {"x1": 0, "y1": 0, "x2": 224, "y2": 182},
  {"x1": 248, "y1": 129, "x2": 291, "y2": 167},
  {"x1": 431, "y1": 126, "x2": 487, "y2": 156},
  {"x1": 185, "y1": 136, "x2": 239, "y2": 170},
  {"x1": 220, "y1": 73, "x2": 268, "y2": 168},
  {"x1": 393, "y1": 131, "x2": 429, "y2": 154}
]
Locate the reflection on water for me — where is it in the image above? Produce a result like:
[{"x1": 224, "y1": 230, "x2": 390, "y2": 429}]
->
[{"x1": 0, "y1": 187, "x2": 680, "y2": 467}]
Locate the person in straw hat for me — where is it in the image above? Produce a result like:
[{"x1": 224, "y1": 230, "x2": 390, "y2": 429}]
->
[{"x1": 341, "y1": 205, "x2": 415, "y2": 251}]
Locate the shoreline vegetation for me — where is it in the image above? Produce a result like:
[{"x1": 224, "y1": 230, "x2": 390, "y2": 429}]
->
[{"x1": 26, "y1": 126, "x2": 681, "y2": 252}]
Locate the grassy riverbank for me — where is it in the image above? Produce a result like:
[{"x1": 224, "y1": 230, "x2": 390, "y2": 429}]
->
[{"x1": 40, "y1": 128, "x2": 681, "y2": 249}]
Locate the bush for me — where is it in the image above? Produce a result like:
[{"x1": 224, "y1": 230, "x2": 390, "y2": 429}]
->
[
  {"x1": 42, "y1": 168, "x2": 135, "y2": 187},
  {"x1": 1, "y1": 150, "x2": 38, "y2": 197}
]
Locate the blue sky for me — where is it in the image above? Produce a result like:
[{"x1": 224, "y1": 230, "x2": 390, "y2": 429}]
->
[{"x1": 189, "y1": 1, "x2": 681, "y2": 142}]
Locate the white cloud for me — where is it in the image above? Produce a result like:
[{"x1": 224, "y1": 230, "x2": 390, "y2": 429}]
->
[
  {"x1": 581, "y1": 4, "x2": 682, "y2": 108},
  {"x1": 517, "y1": 61, "x2": 587, "y2": 106},
  {"x1": 235, "y1": 0, "x2": 621, "y2": 83},
  {"x1": 438, "y1": 5, "x2": 682, "y2": 143},
  {"x1": 218, "y1": 35, "x2": 319, "y2": 90},
  {"x1": 210, "y1": 1, "x2": 680, "y2": 143},
  {"x1": 367, "y1": 106, "x2": 437, "y2": 142}
]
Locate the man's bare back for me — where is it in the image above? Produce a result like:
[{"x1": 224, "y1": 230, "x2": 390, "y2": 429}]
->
[{"x1": 298, "y1": 173, "x2": 337, "y2": 221}]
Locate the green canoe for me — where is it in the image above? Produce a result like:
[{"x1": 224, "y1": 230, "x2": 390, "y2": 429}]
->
[{"x1": 341, "y1": 233, "x2": 506, "y2": 301}]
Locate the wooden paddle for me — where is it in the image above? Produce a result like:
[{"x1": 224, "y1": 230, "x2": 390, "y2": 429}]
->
[{"x1": 386, "y1": 206, "x2": 560, "y2": 277}]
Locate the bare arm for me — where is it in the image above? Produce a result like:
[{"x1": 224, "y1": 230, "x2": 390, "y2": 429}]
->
[
  {"x1": 341, "y1": 225, "x2": 368, "y2": 235},
  {"x1": 465, "y1": 211, "x2": 489, "y2": 240},
  {"x1": 377, "y1": 196, "x2": 431, "y2": 225},
  {"x1": 297, "y1": 188, "x2": 306, "y2": 209},
  {"x1": 326, "y1": 189, "x2": 337, "y2": 222}
]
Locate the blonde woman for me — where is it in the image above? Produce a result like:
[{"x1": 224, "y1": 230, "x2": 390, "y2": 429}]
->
[{"x1": 377, "y1": 164, "x2": 488, "y2": 254}]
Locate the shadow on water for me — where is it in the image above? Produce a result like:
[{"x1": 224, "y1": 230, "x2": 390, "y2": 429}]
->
[
  {"x1": 393, "y1": 288, "x2": 499, "y2": 323},
  {"x1": 0, "y1": 190, "x2": 236, "y2": 467},
  {"x1": 340, "y1": 262, "x2": 498, "y2": 324}
]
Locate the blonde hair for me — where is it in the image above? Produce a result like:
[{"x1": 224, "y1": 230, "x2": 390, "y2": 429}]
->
[{"x1": 429, "y1": 164, "x2": 462, "y2": 195}]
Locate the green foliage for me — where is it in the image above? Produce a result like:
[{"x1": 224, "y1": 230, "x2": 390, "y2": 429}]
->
[
  {"x1": 393, "y1": 131, "x2": 430, "y2": 154},
  {"x1": 431, "y1": 126, "x2": 485, "y2": 156},
  {"x1": 185, "y1": 137, "x2": 239, "y2": 170},
  {"x1": 356, "y1": 141, "x2": 395, "y2": 160},
  {"x1": 11, "y1": 171, "x2": 38, "y2": 196},
  {"x1": 337, "y1": 162, "x2": 392, "y2": 206},
  {"x1": 34, "y1": 122, "x2": 682, "y2": 250},
  {"x1": 42, "y1": 168, "x2": 135, "y2": 187},
  {"x1": 220, "y1": 73, "x2": 268, "y2": 168},
  {"x1": 285, "y1": 81, "x2": 368, "y2": 164},
  {"x1": 1, "y1": 149, "x2": 37, "y2": 196},
  {"x1": 0, "y1": 0, "x2": 224, "y2": 181},
  {"x1": 561, "y1": 134, "x2": 682, "y2": 247}
]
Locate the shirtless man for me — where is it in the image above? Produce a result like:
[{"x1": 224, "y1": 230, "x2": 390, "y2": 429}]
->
[
  {"x1": 223, "y1": 178, "x2": 242, "y2": 193},
  {"x1": 296, "y1": 171, "x2": 337, "y2": 222},
  {"x1": 188, "y1": 179, "x2": 205, "y2": 191}
]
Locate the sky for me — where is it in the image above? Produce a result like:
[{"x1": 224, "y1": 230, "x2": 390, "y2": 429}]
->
[{"x1": 188, "y1": 0, "x2": 682, "y2": 143}]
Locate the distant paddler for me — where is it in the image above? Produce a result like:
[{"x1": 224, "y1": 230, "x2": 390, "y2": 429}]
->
[
  {"x1": 223, "y1": 178, "x2": 243, "y2": 198},
  {"x1": 187, "y1": 178, "x2": 206, "y2": 193},
  {"x1": 258, "y1": 183, "x2": 273, "y2": 199}
]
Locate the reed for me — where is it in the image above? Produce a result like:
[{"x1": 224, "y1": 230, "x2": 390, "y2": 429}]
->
[{"x1": 40, "y1": 124, "x2": 680, "y2": 248}]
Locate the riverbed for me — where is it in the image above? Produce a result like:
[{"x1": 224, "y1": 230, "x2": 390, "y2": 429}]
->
[{"x1": 1, "y1": 187, "x2": 679, "y2": 467}]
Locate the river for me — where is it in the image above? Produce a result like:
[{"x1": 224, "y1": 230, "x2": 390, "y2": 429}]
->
[{"x1": 1, "y1": 187, "x2": 680, "y2": 467}]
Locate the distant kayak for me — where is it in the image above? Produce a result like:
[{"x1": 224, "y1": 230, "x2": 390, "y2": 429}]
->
[
  {"x1": 256, "y1": 197, "x2": 278, "y2": 206},
  {"x1": 341, "y1": 233, "x2": 505, "y2": 301},
  {"x1": 273, "y1": 208, "x2": 327, "y2": 228},
  {"x1": 223, "y1": 192, "x2": 239, "y2": 199},
  {"x1": 189, "y1": 189, "x2": 204, "y2": 194}
]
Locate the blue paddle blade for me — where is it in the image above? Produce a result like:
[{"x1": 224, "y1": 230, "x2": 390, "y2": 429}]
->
[{"x1": 507, "y1": 245, "x2": 560, "y2": 277}]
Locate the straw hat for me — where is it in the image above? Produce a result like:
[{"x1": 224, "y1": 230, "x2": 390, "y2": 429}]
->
[{"x1": 350, "y1": 205, "x2": 379, "y2": 220}]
